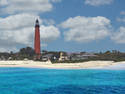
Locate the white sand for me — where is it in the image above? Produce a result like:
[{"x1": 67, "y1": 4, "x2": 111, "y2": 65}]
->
[
  {"x1": 0, "y1": 60, "x2": 125, "y2": 69},
  {"x1": 99, "y1": 61, "x2": 125, "y2": 70}
]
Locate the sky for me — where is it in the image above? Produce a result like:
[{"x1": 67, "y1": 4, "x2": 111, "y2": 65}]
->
[{"x1": 0, "y1": 0, "x2": 125, "y2": 52}]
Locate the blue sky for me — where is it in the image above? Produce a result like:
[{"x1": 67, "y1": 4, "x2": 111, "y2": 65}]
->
[{"x1": 0, "y1": 0, "x2": 125, "y2": 52}]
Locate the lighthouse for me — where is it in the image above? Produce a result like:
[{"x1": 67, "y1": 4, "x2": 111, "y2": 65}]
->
[{"x1": 34, "y1": 19, "x2": 41, "y2": 58}]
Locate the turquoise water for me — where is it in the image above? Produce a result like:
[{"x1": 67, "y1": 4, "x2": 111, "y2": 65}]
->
[{"x1": 0, "y1": 68, "x2": 125, "y2": 94}]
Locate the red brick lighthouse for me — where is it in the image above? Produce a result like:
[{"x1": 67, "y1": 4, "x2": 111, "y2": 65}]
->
[{"x1": 34, "y1": 19, "x2": 41, "y2": 58}]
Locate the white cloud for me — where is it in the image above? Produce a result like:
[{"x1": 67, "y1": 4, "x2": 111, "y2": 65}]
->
[
  {"x1": 117, "y1": 11, "x2": 125, "y2": 22},
  {"x1": 0, "y1": 13, "x2": 41, "y2": 30},
  {"x1": 50, "y1": 0, "x2": 61, "y2": 3},
  {"x1": 0, "y1": 47, "x2": 18, "y2": 52},
  {"x1": 111, "y1": 27, "x2": 125, "y2": 44},
  {"x1": 43, "y1": 19, "x2": 55, "y2": 25},
  {"x1": 40, "y1": 25, "x2": 60, "y2": 42},
  {"x1": 0, "y1": 27, "x2": 33, "y2": 45},
  {"x1": 41, "y1": 43, "x2": 47, "y2": 48},
  {"x1": 85, "y1": 0, "x2": 113, "y2": 6},
  {"x1": 60, "y1": 16, "x2": 111, "y2": 43},
  {"x1": 117, "y1": 17, "x2": 125, "y2": 23},
  {"x1": 0, "y1": 0, "x2": 60, "y2": 15},
  {"x1": 0, "y1": 0, "x2": 8, "y2": 5},
  {"x1": 120, "y1": 11, "x2": 125, "y2": 15},
  {"x1": 0, "y1": 13, "x2": 60, "y2": 52}
]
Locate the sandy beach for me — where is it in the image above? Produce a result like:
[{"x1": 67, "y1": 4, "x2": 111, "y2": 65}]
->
[{"x1": 0, "y1": 60, "x2": 125, "y2": 69}]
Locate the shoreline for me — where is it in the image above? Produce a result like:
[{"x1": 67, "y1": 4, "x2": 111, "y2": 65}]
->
[{"x1": 0, "y1": 60, "x2": 125, "y2": 70}]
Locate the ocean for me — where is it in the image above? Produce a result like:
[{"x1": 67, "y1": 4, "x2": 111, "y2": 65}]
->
[{"x1": 0, "y1": 68, "x2": 125, "y2": 94}]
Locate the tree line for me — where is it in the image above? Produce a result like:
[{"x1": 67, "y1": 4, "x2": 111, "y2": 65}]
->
[{"x1": 0, "y1": 47, "x2": 125, "y2": 62}]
